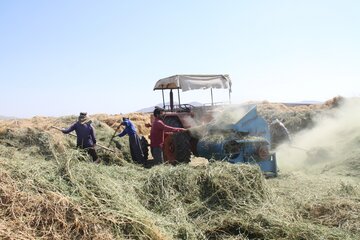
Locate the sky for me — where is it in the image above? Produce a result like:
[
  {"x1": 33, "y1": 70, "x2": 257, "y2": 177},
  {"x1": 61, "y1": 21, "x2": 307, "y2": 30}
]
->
[{"x1": 0, "y1": 0, "x2": 359, "y2": 118}]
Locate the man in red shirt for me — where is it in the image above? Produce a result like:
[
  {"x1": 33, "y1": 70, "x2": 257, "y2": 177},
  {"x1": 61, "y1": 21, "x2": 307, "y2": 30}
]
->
[{"x1": 150, "y1": 108, "x2": 186, "y2": 163}]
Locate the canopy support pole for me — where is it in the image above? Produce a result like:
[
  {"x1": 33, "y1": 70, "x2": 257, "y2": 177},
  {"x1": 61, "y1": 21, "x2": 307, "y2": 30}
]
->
[
  {"x1": 229, "y1": 89, "x2": 231, "y2": 104},
  {"x1": 177, "y1": 88, "x2": 181, "y2": 108},
  {"x1": 162, "y1": 89, "x2": 165, "y2": 108},
  {"x1": 211, "y1": 88, "x2": 214, "y2": 106},
  {"x1": 170, "y1": 89, "x2": 174, "y2": 111}
]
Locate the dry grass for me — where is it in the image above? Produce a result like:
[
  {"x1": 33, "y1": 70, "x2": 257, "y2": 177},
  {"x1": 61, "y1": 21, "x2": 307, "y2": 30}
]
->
[
  {"x1": 94, "y1": 113, "x2": 151, "y2": 138},
  {"x1": 0, "y1": 97, "x2": 359, "y2": 239}
]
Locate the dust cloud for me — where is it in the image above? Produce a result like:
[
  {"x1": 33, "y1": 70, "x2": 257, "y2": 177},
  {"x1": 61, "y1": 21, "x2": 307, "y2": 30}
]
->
[
  {"x1": 276, "y1": 98, "x2": 360, "y2": 173},
  {"x1": 209, "y1": 105, "x2": 249, "y2": 126},
  {"x1": 184, "y1": 105, "x2": 249, "y2": 137}
]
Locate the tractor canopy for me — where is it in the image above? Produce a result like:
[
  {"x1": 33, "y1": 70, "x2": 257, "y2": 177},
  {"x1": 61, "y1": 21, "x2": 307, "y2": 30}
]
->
[{"x1": 153, "y1": 74, "x2": 232, "y2": 92}]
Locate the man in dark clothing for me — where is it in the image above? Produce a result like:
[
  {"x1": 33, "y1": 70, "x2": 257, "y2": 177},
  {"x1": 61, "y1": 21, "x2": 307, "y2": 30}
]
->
[
  {"x1": 149, "y1": 108, "x2": 186, "y2": 163},
  {"x1": 61, "y1": 112, "x2": 99, "y2": 163},
  {"x1": 117, "y1": 117, "x2": 145, "y2": 164}
]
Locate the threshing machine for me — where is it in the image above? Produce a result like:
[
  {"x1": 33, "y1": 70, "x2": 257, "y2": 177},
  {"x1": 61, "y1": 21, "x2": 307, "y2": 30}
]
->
[{"x1": 153, "y1": 74, "x2": 277, "y2": 177}]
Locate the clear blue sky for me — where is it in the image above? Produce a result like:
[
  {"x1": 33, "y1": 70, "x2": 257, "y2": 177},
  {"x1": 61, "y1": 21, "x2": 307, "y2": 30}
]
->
[{"x1": 1, "y1": 1, "x2": 359, "y2": 118}]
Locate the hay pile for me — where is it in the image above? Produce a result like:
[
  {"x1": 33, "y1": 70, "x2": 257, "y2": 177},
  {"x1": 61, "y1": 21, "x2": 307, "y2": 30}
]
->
[
  {"x1": 94, "y1": 113, "x2": 151, "y2": 139},
  {"x1": 0, "y1": 142, "x2": 269, "y2": 239},
  {"x1": 0, "y1": 97, "x2": 359, "y2": 239},
  {"x1": 0, "y1": 116, "x2": 133, "y2": 165},
  {"x1": 3, "y1": 151, "x2": 358, "y2": 239},
  {"x1": 257, "y1": 96, "x2": 343, "y2": 134}
]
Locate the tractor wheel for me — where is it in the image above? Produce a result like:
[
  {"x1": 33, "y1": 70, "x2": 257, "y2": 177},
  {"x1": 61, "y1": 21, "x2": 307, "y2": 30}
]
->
[
  {"x1": 140, "y1": 136, "x2": 149, "y2": 160},
  {"x1": 173, "y1": 131, "x2": 191, "y2": 163},
  {"x1": 164, "y1": 117, "x2": 183, "y2": 128}
]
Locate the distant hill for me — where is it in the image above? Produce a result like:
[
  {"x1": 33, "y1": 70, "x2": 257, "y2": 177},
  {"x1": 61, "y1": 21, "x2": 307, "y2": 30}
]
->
[
  {"x1": 298, "y1": 100, "x2": 323, "y2": 104},
  {"x1": 0, "y1": 115, "x2": 16, "y2": 120},
  {"x1": 282, "y1": 101, "x2": 323, "y2": 107}
]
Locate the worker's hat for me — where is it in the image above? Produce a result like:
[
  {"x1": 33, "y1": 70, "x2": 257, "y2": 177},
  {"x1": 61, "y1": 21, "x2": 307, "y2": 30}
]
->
[
  {"x1": 78, "y1": 112, "x2": 91, "y2": 124},
  {"x1": 121, "y1": 117, "x2": 129, "y2": 125}
]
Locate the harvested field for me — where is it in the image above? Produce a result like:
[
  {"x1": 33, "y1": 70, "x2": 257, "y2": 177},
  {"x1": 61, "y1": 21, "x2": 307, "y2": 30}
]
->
[{"x1": 0, "y1": 97, "x2": 359, "y2": 239}]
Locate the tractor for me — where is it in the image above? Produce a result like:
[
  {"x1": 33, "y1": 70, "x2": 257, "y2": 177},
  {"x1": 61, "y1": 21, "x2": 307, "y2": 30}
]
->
[{"x1": 153, "y1": 74, "x2": 277, "y2": 177}]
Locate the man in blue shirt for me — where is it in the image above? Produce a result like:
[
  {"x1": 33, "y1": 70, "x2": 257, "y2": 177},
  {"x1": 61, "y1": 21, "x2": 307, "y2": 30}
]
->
[
  {"x1": 62, "y1": 112, "x2": 100, "y2": 163},
  {"x1": 117, "y1": 117, "x2": 145, "y2": 165}
]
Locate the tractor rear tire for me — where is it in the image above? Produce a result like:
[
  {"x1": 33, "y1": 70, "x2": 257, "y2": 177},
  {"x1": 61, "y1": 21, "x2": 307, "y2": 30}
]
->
[{"x1": 173, "y1": 132, "x2": 191, "y2": 163}]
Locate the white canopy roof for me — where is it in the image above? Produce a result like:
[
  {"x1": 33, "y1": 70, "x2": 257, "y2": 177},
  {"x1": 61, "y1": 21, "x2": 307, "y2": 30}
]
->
[{"x1": 153, "y1": 74, "x2": 232, "y2": 92}]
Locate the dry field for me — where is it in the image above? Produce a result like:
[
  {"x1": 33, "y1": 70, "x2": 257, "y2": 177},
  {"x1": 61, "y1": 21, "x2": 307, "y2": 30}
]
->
[{"x1": 0, "y1": 97, "x2": 359, "y2": 239}]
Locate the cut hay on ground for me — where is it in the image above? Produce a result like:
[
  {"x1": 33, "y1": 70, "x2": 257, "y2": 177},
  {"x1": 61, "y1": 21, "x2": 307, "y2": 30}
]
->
[{"x1": 0, "y1": 97, "x2": 359, "y2": 239}]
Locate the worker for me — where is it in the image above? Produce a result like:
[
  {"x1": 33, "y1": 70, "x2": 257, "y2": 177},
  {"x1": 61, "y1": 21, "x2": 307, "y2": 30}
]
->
[
  {"x1": 61, "y1": 112, "x2": 100, "y2": 163},
  {"x1": 270, "y1": 119, "x2": 291, "y2": 149},
  {"x1": 116, "y1": 117, "x2": 145, "y2": 165},
  {"x1": 149, "y1": 107, "x2": 186, "y2": 164}
]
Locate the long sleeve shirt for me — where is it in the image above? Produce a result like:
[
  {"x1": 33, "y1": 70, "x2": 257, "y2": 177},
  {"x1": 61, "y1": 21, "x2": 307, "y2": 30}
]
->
[
  {"x1": 150, "y1": 117, "x2": 184, "y2": 148},
  {"x1": 117, "y1": 119, "x2": 137, "y2": 137},
  {"x1": 62, "y1": 122, "x2": 96, "y2": 148}
]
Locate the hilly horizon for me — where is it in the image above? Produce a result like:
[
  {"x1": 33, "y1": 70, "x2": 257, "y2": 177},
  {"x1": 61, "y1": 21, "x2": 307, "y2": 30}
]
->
[{"x1": 0, "y1": 115, "x2": 17, "y2": 120}]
